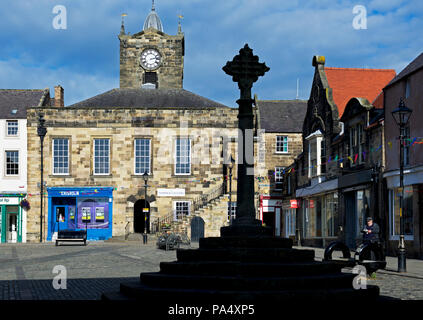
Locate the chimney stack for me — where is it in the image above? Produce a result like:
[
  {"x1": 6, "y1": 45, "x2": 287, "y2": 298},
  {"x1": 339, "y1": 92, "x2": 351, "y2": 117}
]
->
[{"x1": 54, "y1": 85, "x2": 64, "y2": 107}]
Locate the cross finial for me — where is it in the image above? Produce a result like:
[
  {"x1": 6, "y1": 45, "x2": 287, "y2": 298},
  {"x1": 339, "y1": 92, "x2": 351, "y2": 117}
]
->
[
  {"x1": 120, "y1": 13, "x2": 127, "y2": 35},
  {"x1": 223, "y1": 44, "x2": 269, "y2": 99},
  {"x1": 152, "y1": 0, "x2": 155, "y2": 11}
]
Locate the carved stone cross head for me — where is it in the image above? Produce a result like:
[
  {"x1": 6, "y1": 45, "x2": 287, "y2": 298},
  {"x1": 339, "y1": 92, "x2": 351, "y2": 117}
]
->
[{"x1": 222, "y1": 44, "x2": 269, "y2": 98}]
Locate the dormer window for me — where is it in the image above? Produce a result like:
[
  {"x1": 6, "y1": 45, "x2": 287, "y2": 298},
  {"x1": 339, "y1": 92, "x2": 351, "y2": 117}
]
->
[
  {"x1": 6, "y1": 120, "x2": 18, "y2": 136},
  {"x1": 349, "y1": 123, "x2": 364, "y2": 166}
]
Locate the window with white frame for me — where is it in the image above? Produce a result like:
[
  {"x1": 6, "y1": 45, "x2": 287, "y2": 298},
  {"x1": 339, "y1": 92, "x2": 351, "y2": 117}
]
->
[
  {"x1": 174, "y1": 201, "x2": 190, "y2": 220},
  {"x1": 5, "y1": 151, "x2": 19, "y2": 175},
  {"x1": 275, "y1": 167, "x2": 284, "y2": 190},
  {"x1": 175, "y1": 138, "x2": 191, "y2": 175},
  {"x1": 227, "y1": 201, "x2": 237, "y2": 222},
  {"x1": 93, "y1": 139, "x2": 110, "y2": 175},
  {"x1": 135, "y1": 138, "x2": 151, "y2": 174},
  {"x1": 6, "y1": 120, "x2": 18, "y2": 136},
  {"x1": 276, "y1": 136, "x2": 288, "y2": 153},
  {"x1": 52, "y1": 138, "x2": 69, "y2": 175},
  {"x1": 309, "y1": 141, "x2": 317, "y2": 177}
]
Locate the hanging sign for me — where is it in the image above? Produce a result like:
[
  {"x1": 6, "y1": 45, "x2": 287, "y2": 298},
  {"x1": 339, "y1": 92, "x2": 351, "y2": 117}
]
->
[{"x1": 290, "y1": 199, "x2": 299, "y2": 209}]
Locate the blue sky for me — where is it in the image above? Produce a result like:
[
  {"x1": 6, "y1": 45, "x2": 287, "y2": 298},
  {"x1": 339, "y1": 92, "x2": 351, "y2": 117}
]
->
[{"x1": 0, "y1": 0, "x2": 422, "y2": 107}]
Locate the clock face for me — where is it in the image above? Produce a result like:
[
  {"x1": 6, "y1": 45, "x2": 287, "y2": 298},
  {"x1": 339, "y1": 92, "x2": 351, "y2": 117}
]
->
[{"x1": 140, "y1": 49, "x2": 161, "y2": 70}]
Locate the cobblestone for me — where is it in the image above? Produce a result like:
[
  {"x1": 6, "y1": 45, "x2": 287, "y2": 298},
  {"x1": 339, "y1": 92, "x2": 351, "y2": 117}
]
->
[{"x1": 0, "y1": 242, "x2": 421, "y2": 300}]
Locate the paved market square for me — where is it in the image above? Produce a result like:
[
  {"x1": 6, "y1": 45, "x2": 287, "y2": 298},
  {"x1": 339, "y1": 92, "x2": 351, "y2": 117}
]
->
[{"x1": 0, "y1": 240, "x2": 422, "y2": 300}]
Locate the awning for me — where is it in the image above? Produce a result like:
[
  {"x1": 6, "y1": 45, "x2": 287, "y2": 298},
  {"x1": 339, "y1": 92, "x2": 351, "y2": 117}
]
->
[{"x1": 296, "y1": 178, "x2": 338, "y2": 198}]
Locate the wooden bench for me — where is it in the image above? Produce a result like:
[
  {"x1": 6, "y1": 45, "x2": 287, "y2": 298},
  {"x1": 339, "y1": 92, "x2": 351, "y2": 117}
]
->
[{"x1": 56, "y1": 230, "x2": 87, "y2": 246}]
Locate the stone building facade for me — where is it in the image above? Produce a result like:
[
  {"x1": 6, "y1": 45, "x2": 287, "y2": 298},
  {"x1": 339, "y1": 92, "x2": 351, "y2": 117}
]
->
[
  {"x1": 383, "y1": 52, "x2": 423, "y2": 259},
  {"x1": 253, "y1": 96, "x2": 307, "y2": 236},
  {"x1": 292, "y1": 56, "x2": 395, "y2": 249},
  {"x1": 26, "y1": 103, "x2": 238, "y2": 242}
]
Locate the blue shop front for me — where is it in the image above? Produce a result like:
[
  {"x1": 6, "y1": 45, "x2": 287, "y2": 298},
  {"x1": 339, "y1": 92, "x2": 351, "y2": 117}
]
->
[{"x1": 47, "y1": 187, "x2": 113, "y2": 241}]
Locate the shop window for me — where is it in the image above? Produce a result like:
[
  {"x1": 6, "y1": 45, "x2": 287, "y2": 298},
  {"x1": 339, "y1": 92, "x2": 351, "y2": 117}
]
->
[
  {"x1": 174, "y1": 201, "x2": 190, "y2": 220},
  {"x1": 6, "y1": 120, "x2": 18, "y2": 136},
  {"x1": 389, "y1": 186, "x2": 414, "y2": 239},
  {"x1": 276, "y1": 136, "x2": 288, "y2": 153},
  {"x1": 81, "y1": 207, "x2": 91, "y2": 222},
  {"x1": 285, "y1": 209, "x2": 296, "y2": 236},
  {"x1": 93, "y1": 139, "x2": 110, "y2": 175},
  {"x1": 52, "y1": 138, "x2": 69, "y2": 175},
  {"x1": 324, "y1": 193, "x2": 337, "y2": 237},
  {"x1": 135, "y1": 138, "x2": 151, "y2": 174},
  {"x1": 175, "y1": 138, "x2": 191, "y2": 175},
  {"x1": 227, "y1": 201, "x2": 236, "y2": 222},
  {"x1": 5, "y1": 151, "x2": 19, "y2": 175}
]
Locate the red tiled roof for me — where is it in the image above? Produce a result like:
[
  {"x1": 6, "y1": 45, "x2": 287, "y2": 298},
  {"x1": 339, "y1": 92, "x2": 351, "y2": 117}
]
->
[{"x1": 325, "y1": 67, "x2": 396, "y2": 117}]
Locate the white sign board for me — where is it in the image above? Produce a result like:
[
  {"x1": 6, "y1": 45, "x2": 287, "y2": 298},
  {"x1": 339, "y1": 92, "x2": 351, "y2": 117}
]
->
[
  {"x1": 157, "y1": 189, "x2": 185, "y2": 197},
  {"x1": 0, "y1": 197, "x2": 19, "y2": 205}
]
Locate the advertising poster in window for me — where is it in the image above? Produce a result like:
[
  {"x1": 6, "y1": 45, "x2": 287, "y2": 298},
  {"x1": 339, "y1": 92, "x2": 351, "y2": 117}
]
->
[{"x1": 77, "y1": 198, "x2": 109, "y2": 229}]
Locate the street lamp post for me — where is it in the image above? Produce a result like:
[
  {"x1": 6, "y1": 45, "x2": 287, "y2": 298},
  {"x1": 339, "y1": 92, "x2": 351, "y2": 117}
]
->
[
  {"x1": 228, "y1": 155, "x2": 235, "y2": 225},
  {"x1": 37, "y1": 113, "x2": 47, "y2": 243},
  {"x1": 391, "y1": 98, "x2": 412, "y2": 273},
  {"x1": 143, "y1": 171, "x2": 149, "y2": 245}
]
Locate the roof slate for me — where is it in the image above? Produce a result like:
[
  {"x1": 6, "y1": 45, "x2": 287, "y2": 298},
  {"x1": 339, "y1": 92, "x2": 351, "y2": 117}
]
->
[
  {"x1": 325, "y1": 67, "x2": 396, "y2": 117},
  {"x1": 386, "y1": 52, "x2": 423, "y2": 87},
  {"x1": 67, "y1": 88, "x2": 230, "y2": 109},
  {"x1": 0, "y1": 89, "x2": 48, "y2": 119},
  {"x1": 256, "y1": 100, "x2": 307, "y2": 133}
]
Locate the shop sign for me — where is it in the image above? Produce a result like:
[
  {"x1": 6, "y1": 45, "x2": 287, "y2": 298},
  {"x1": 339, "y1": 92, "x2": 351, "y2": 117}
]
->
[
  {"x1": 143, "y1": 208, "x2": 149, "y2": 213},
  {"x1": 157, "y1": 189, "x2": 185, "y2": 197},
  {"x1": 0, "y1": 197, "x2": 19, "y2": 205},
  {"x1": 357, "y1": 191, "x2": 363, "y2": 200},
  {"x1": 290, "y1": 199, "x2": 299, "y2": 208},
  {"x1": 60, "y1": 191, "x2": 79, "y2": 196},
  {"x1": 309, "y1": 199, "x2": 315, "y2": 209}
]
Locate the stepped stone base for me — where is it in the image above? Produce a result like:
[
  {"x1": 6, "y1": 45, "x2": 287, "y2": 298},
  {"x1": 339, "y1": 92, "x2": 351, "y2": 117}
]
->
[{"x1": 102, "y1": 235, "x2": 380, "y2": 303}]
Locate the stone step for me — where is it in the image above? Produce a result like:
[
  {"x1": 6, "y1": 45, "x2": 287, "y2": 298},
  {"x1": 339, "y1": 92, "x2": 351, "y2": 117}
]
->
[
  {"x1": 199, "y1": 236, "x2": 293, "y2": 249},
  {"x1": 159, "y1": 260, "x2": 344, "y2": 276},
  {"x1": 139, "y1": 272, "x2": 355, "y2": 291},
  {"x1": 176, "y1": 247, "x2": 315, "y2": 263},
  {"x1": 118, "y1": 281, "x2": 380, "y2": 302}
]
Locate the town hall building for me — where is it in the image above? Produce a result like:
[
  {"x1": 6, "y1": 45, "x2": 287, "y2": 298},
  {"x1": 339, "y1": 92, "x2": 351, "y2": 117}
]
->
[{"x1": 26, "y1": 3, "x2": 238, "y2": 242}]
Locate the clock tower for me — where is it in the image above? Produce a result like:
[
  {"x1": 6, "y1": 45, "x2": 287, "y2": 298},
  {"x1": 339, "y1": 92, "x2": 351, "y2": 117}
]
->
[{"x1": 118, "y1": 2, "x2": 185, "y2": 89}]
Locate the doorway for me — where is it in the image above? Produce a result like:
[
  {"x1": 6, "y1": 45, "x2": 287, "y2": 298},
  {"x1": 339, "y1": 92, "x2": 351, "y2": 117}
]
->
[
  {"x1": 190, "y1": 216, "x2": 205, "y2": 242},
  {"x1": 345, "y1": 192, "x2": 357, "y2": 249},
  {"x1": 263, "y1": 211, "x2": 276, "y2": 236},
  {"x1": 7, "y1": 213, "x2": 17, "y2": 243},
  {"x1": 134, "y1": 199, "x2": 150, "y2": 233}
]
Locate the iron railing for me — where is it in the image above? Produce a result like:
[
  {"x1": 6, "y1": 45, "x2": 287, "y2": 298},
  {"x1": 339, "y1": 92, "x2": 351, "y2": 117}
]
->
[{"x1": 151, "y1": 183, "x2": 225, "y2": 234}]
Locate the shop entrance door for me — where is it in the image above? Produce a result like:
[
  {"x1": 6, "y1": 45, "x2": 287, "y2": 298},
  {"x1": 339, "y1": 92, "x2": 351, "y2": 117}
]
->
[
  {"x1": 54, "y1": 206, "x2": 67, "y2": 236},
  {"x1": 275, "y1": 208, "x2": 281, "y2": 236},
  {"x1": 263, "y1": 211, "x2": 276, "y2": 236},
  {"x1": 345, "y1": 192, "x2": 357, "y2": 249},
  {"x1": 7, "y1": 213, "x2": 17, "y2": 243}
]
